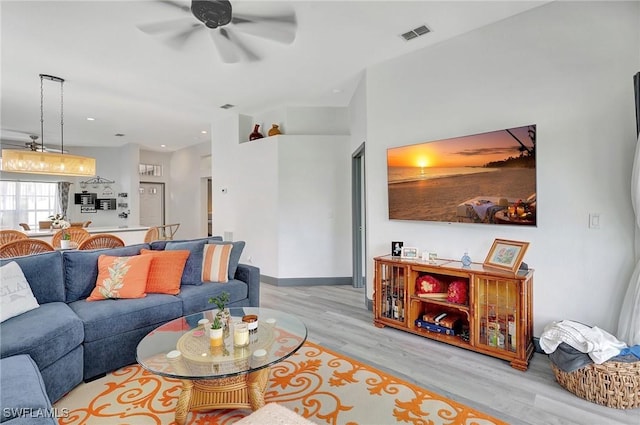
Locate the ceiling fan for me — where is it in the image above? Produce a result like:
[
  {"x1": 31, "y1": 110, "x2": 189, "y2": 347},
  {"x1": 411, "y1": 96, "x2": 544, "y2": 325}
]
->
[
  {"x1": 1, "y1": 134, "x2": 65, "y2": 154},
  {"x1": 137, "y1": 0, "x2": 297, "y2": 63}
]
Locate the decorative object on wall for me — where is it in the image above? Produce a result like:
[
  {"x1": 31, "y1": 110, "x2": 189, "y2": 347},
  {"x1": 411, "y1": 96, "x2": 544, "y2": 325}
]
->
[
  {"x1": 268, "y1": 124, "x2": 282, "y2": 136},
  {"x1": 461, "y1": 251, "x2": 472, "y2": 267},
  {"x1": 249, "y1": 124, "x2": 264, "y2": 141},
  {"x1": 1, "y1": 74, "x2": 96, "y2": 177},
  {"x1": 387, "y1": 124, "x2": 536, "y2": 226},
  {"x1": 139, "y1": 163, "x2": 163, "y2": 176},
  {"x1": 483, "y1": 238, "x2": 529, "y2": 274},
  {"x1": 79, "y1": 176, "x2": 115, "y2": 190}
]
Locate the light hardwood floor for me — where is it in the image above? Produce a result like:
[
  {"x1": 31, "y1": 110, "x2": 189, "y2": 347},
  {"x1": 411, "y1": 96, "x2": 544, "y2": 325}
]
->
[{"x1": 260, "y1": 283, "x2": 638, "y2": 425}]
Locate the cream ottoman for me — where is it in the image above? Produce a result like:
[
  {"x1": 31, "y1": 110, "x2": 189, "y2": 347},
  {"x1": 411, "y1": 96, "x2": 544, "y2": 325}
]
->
[{"x1": 235, "y1": 403, "x2": 317, "y2": 425}]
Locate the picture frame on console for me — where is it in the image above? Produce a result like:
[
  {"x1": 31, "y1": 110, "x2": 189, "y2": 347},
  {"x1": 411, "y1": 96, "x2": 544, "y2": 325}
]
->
[
  {"x1": 483, "y1": 238, "x2": 529, "y2": 274},
  {"x1": 400, "y1": 246, "x2": 419, "y2": 259}
]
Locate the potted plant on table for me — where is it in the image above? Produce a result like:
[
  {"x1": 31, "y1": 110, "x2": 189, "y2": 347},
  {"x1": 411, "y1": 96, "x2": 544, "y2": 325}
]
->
[
  {"x1": 60, "y1": 231, "x2": 72, "y2": 249},
  {"x1": 209, "y1": 316, "x2": 224, "y2": 347},
  {"x1": 208, "y1": 291, "x2": 230, "y2": 331}
]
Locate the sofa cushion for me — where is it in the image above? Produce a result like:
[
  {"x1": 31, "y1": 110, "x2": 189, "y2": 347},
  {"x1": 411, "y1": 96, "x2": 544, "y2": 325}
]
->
[
  {"x1": 140, "y1": 249, "x2": 190, "y2": 294},
  {"x1": 202, "y1": 243, "x2": 232, "y2": 283},
  {"x1": 63, "y1": 244, "x2": 149, "y2": 303},
  {"x1": 206, "y1": 240, "x2": 245, "y2": 280},
  {"x1": 0, "y1": 355, "x2": 55, "y2": 424},
  {"x1": 0, "y1": 251, "x2": 64, "y2": 304},
  {"x1": 177, "y1": 279, "x2": 248, "y2": 316},
  {"x1": 149, "y1": 236, "x2": 222, "y2": 251},
  {"x1": 68, "y1": 294, "x2": 182, "y2": 342},
  {"x1": 87, "y1": 255, "x2": 152, "y2": 301},
  {"x1": 165, "y1": 239, "x2": 207, "y2": 285},
  {"x1": 0, "y1": 303, "x2": 83, "y2": 371},
  {"x1": 0, "y1": 262, "x2": 40, "y2": 323}
]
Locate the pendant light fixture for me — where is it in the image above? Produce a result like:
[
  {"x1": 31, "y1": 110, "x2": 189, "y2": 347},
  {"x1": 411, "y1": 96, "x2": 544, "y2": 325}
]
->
[{"x1": 1, "y1": 74, "x2": 96, "y2": 177}]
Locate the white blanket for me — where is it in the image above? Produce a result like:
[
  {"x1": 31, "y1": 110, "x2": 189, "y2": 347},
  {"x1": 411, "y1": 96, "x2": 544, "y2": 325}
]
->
[{"x1": 540, "y1": 320, "x2": 628, "y2": 364}]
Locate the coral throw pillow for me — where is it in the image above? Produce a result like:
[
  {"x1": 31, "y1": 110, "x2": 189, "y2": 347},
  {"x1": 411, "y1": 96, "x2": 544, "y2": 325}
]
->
[
  {"x1": 140, "y1": 249, "x2": 190, "y2": 294},
  {"x1": 87, "y1": 255, "x2": 152, "y2": 301},
  {"x1": 202, "y1": 243, "x2": 232, "y2": 283}
]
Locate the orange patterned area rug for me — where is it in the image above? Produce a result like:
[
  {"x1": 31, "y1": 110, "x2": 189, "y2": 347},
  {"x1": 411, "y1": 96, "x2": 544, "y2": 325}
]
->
[{"x1": 55, "y1": 341, "x2": 505, "y2": 425}]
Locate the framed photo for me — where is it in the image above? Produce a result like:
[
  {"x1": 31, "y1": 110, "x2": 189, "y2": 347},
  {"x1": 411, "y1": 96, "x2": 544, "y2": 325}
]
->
[
  {"x1": 483, "y1": 239, "x2": 529, "y2": 273},
  {"x1": 401, "y1": 246, "x2": 419, "y2": 259},
  {"x1": 391, "y1": 241, "x2": 404, "y2": 257}
]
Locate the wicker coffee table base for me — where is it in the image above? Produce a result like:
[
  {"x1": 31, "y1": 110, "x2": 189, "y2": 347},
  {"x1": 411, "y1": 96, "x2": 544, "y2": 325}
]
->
[{"x1": 175, "y1": 367, "x2": 271, "y2": 425}]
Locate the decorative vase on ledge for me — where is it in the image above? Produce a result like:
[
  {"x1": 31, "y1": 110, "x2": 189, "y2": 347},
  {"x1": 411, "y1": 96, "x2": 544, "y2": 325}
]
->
[
  {"x1": 268, "y1": 124, "x2": 282, "y2": 136},
  {"x1": 249, "y1": 124, "x2": 264, "y2": 141}
]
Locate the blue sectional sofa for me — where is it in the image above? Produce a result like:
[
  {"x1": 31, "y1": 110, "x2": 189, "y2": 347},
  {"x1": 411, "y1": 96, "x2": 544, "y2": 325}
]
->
[{"x1": 0, "y1": 236, "x2": 259, "y2": 423}]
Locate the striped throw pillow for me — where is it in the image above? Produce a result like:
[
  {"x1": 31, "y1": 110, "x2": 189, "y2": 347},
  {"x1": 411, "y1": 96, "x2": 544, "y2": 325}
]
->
[{"x1": 202, "y1": 243, "x2": 232, "y2": 283}]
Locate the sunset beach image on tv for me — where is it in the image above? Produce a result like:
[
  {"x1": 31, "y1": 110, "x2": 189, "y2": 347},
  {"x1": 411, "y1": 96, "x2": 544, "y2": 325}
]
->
[{"x1": 387, "y1": 124, "x2": 536, "y2": 226}]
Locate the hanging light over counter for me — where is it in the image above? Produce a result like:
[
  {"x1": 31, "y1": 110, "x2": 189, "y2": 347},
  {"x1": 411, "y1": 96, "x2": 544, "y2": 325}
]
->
[{"x1": 1, "y1": 74, "x2": 96, "y2": 177}]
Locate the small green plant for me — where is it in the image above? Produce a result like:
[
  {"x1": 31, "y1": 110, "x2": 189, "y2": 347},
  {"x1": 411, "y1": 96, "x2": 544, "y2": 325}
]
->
[
  {"x1": 208, "y1": 291, "x2": 230, "y2": 311},
  {"x1": 210, "y1": 315, "x2": 222, "y2": 330},
  {"x1": 62, "y1": 232, "x2": 71, "y2": 241}
]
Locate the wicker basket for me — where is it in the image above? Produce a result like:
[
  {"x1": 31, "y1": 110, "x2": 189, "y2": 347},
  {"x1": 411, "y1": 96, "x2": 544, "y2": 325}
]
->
[{"x1": 550, "y1": 360, "x2": 640, "y2": 409}]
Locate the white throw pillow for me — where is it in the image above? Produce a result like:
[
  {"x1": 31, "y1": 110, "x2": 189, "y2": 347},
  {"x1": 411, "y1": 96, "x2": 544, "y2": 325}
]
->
[{"x1": 0, "y1": 261, "x2": 40, "y2": 322}]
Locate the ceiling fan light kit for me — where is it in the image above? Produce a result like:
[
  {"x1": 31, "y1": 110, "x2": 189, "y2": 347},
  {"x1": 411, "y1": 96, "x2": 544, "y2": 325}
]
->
[{"x1": 1, "y1": 74, "x2": 96, "y2": 177}]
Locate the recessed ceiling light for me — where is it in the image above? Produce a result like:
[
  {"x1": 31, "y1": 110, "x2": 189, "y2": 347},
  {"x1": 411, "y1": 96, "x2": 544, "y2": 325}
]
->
[
  {"x1": 220, "y1": 104, "x2": 235, "y2": 109},
  {"x1": 114, "y1": 133, "x2": 125, "y2": 137},
  {"x1": 86, "y1": 117, "x2": 95, "y2": 121},
  {"x1": 201, "y1": 130, "x2": 207, "y2": 134},
  {"x1": 160, "y1": 144, "x2": 166, "y2": 148},
  {"x1": 332, "y1": 89, "x2": 342, "y2": 94}
]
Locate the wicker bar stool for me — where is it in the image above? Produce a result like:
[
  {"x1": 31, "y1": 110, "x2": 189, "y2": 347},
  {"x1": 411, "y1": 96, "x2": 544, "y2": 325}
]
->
[
  {"x1": 0, "y1": 230, "x2": 28, "y2": 246},
  {"x1": 77, "y1": 234, "x2": 125, "y2": 250},
  {"x1": 51, "y1": 228, "x2": 90, "y2": 248},
  {"x1": 0, "y1": 239, "x2": 55, "y2": 258}
]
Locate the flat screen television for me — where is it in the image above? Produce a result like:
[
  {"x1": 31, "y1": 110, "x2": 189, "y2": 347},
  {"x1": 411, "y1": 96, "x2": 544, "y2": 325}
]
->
[{"x1": 387, "y1": 124, "x2": 536, "y2": 226}]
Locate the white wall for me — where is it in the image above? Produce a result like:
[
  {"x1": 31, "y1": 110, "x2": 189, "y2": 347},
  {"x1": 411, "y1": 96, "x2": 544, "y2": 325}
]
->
[
  {"x1": 364, "y1": 1, "x2": 640, "y2": 336},
  {"x1": 212, "y1": 114, "x2": 279, "y2": 274},
  {"x1": 277, "y1": 135, "x2": 351, "y2": 278},
  {"x1": 169, "y1": 141, "x2": 211, "y2": 239},
  {"x1": 212, "y1": 112, "x2": 352, "y2": 280}
]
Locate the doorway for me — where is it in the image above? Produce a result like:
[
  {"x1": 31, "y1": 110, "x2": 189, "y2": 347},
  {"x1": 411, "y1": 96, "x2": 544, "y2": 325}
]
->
[
  {"x1": 351, "y1": 143, "x2": 366, "y2": 292},
  {"x1": 139, "y1": 182, "x2": 165, "y2": 227}
]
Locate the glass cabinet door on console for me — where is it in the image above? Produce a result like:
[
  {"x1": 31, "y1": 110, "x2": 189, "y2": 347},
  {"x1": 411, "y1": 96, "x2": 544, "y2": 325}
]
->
[
  {"x1": 375, "y1": 261, "x2": 407, "y2": 325},
  {"x1": 474, "y1": 272, "x2": 533, "y2": 371}
]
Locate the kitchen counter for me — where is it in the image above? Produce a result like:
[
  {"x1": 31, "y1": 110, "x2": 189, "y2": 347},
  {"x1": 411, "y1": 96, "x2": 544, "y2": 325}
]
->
[{"x1": 27, "y1": 226, "x2": 150, "y2": 246}]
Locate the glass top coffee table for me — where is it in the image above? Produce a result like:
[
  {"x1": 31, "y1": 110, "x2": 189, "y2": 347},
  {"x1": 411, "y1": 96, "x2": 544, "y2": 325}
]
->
[{"x1": 137, "y1": 307, "x2": 307, "y2": 425}]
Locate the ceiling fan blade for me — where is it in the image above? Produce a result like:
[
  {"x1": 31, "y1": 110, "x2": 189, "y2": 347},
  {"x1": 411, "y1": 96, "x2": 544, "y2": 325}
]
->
[
  {"x1": 232, "y1": 12, "x2": 297, "y2": 26},
  {"x1": 158, "y1": 0, "x2": 191, "y2": 13},
  {"x1": 137, "y1": 17, "x2": 196, "y2": 35},
  {"x1": 165, "y1": 23, "x2": 202, "y2": 48},
  {"x1": 230, "y1": 13, "x2": 297, "y2": 44},
  {"x1": 210, "y1": 29, "x2": 240, "y2": 63},
  {"x1": 223, "y1": 28, "x2": 260, "y2": 62}
]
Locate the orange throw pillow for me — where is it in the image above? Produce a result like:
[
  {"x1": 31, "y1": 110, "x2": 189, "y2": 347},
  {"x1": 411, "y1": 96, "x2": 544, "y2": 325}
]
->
[
  {"x1": 140, "y1": 249, "x2": 190, "y2": 294},
  {"x1": 87, "y1": 255, "x2": 152, "y2": 301}
]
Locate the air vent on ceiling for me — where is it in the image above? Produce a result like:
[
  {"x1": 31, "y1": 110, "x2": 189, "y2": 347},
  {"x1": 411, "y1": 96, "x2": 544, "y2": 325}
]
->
[
  {"x1": 401, "y1": 25, "x2": 430, "y2": 41},
  {"x1": 220, "y1": 104, "x2": 235, "y2": 110}
]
